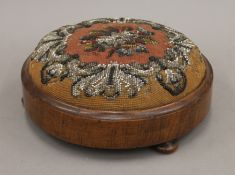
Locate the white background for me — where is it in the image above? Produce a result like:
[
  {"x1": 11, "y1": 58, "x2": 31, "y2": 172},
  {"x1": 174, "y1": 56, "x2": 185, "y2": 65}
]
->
[{"x1": 0, "y1": 0, "x2": 235, "y2": 174}]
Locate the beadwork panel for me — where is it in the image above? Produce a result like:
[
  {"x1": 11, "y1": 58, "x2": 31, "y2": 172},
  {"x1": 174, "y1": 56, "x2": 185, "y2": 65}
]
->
[{"x1": 28, "y1": 18, "x2": 206, "y2": 110}]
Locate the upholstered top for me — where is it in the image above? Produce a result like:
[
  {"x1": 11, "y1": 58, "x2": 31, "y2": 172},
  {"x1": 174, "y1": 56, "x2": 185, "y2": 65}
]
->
[{"x1": 28, "y1": 18, "x2": 206, "y2": 111}]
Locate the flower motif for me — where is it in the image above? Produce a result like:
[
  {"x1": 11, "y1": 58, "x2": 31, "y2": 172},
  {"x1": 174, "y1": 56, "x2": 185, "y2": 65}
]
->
[{"x1": 80, "y1": 26, "x2": 157, "y2": 57}]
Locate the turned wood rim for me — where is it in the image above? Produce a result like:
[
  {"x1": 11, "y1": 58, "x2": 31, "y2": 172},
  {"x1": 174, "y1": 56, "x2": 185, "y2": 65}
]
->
[{"x1": 21, "y1": 55, "x2": 213, "y2": 121}]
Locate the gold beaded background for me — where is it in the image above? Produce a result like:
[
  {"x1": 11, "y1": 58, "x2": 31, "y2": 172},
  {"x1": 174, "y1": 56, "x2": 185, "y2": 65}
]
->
[{"x1": 28, "y1": 47, "x2": 206, "y2": 111}]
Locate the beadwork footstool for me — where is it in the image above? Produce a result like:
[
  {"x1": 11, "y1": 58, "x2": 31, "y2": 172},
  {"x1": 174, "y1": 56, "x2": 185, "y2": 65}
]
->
[{"x1": 21, "y1": 18, "x2": 213, "y2": 153}]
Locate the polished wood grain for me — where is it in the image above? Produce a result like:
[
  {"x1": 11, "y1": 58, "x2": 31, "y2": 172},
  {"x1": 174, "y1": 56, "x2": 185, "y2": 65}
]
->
[{"x1": 21, "y1": 56, "x2": 213, "y2": 152}]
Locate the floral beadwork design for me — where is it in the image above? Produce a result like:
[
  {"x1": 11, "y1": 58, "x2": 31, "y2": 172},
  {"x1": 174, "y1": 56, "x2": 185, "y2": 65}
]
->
[
  {"x1": 80, "y1": 26, "x2": 157, "y2": 57},
  {"x1": 30, "y1": 18, "x2": 195, "y2": 99}
]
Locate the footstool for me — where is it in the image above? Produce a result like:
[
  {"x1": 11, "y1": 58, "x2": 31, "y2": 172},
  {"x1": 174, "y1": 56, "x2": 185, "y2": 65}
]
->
[{"x1": 21, "y1": 18, "x2": 213, "y2": 153}]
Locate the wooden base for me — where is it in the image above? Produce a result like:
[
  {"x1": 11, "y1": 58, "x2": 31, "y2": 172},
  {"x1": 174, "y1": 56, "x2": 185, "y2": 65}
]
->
[{"x1": 21, "y1": 56, "x2": 213, "y2": 151}]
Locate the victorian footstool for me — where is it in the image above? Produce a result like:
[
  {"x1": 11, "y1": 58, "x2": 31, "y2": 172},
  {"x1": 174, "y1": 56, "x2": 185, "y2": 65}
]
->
[{"x1": 21, "y1": 18, "x2": 213, "y2": 153}]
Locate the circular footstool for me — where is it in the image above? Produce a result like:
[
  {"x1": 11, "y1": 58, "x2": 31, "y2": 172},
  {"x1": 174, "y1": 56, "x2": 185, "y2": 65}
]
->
[{"x1": 21, "y1": 18, "x2": 213, "y2": 153}]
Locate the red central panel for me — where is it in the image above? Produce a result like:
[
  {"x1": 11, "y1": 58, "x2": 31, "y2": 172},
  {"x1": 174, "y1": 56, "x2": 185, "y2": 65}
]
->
[{"x1": 66, "y1": 23, "x2": 170, "y2": 64}]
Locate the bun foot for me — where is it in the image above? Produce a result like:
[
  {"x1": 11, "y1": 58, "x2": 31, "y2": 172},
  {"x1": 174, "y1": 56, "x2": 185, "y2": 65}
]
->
[
  {"x1": 21, "y1": 97, "x2": 24, "y2": 106},
  {"x1": 153, "y1": 140, "x2": 178, "y2": 154}
]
